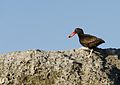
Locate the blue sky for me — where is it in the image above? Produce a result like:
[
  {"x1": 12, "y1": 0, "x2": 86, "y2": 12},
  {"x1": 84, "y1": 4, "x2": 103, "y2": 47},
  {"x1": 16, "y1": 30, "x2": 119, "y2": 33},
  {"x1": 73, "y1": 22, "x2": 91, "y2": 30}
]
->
[{"x1": 0, "y1": 0, "x2": 120, "y2": 53}]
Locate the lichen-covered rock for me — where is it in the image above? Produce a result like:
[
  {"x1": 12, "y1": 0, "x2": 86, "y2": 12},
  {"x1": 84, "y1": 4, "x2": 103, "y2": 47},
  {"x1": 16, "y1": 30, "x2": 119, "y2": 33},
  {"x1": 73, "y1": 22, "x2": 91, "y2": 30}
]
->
[{"x1": 0, "y1": 48, "x2": 120, "y2": 85}]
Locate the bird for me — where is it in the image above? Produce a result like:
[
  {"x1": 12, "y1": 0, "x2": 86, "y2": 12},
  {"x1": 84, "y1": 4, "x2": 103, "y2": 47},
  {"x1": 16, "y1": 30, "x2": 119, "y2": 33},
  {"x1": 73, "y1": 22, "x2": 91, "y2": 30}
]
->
[{"x1": 68, "y1": 28, "x2": 105, "y2": 57}]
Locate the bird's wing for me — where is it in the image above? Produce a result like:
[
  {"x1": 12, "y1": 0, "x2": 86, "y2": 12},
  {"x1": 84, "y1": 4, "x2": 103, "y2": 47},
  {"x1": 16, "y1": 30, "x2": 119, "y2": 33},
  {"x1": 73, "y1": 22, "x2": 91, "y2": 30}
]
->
[
  {"x1": 80, "y1": 34, "x2": 105, "y2": 48},
  {"x1": 80, "y1": 34, "x2": 98, "y2": 42}
]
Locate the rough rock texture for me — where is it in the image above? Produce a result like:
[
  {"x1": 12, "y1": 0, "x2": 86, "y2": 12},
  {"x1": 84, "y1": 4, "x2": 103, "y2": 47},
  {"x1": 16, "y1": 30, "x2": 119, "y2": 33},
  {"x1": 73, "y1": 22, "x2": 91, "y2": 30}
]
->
[{"x1": 0, "y1": 48, "x2": 120, "y2": 85}]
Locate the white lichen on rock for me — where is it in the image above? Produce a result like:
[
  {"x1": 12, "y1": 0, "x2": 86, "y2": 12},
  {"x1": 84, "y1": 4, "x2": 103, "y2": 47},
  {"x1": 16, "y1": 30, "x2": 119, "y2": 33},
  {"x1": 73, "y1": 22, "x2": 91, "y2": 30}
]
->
[{"x1": 0, "y1": 48, "x2": 120, "y2": 85}]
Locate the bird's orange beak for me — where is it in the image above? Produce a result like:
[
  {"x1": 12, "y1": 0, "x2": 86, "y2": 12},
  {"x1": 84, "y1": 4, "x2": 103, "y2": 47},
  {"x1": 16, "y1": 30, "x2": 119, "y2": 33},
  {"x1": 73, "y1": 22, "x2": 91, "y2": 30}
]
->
[{"x1": 68, "y1": 32, "x2": 76, "y2": 38}]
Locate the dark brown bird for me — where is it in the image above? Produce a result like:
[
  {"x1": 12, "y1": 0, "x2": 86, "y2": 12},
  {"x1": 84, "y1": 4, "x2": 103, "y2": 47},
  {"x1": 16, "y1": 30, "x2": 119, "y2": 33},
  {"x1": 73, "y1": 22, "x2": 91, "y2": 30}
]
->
[
  {"x1": 68, "y1": 28, "x2": 105, "y2": 57},
  {"x1": 68, "y1": 28, "x2": 105, "y2": 49}
]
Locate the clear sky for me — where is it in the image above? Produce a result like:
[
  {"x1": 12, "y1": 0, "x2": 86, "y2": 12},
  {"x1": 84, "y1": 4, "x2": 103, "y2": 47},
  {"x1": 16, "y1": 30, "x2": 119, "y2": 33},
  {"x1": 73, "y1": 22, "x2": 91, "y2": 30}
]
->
[{"x1": 0, "y1": 0, "x2": 120, "y2": 53}]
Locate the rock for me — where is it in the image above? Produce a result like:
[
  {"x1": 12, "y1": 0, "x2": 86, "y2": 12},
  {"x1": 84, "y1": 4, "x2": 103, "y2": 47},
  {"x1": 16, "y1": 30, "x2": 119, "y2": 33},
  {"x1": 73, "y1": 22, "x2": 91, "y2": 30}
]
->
[{"x1": 0, "y1": 48, "x2": 120, "y2": 85}]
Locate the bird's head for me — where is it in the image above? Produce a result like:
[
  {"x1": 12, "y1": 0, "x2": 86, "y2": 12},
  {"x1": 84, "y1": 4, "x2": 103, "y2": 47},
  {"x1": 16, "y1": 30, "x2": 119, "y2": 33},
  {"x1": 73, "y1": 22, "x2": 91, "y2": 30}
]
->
[{"x1": 68, "y1": 28, "x2": 84, "y2": 38}]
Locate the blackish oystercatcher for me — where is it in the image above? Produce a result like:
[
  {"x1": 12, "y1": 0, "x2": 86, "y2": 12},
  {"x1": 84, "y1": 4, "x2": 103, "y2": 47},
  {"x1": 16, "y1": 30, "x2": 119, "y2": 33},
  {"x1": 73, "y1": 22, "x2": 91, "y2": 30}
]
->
[{"x1": 68, "y1": 28, "x2": 105, "y2": 57}]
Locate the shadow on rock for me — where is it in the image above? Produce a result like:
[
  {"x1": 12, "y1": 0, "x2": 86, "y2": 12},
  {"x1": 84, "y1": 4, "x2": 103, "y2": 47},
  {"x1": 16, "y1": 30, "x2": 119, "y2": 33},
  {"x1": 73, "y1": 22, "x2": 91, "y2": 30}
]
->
[
  {"x1": 93, "y1": 48, "x2": 120, "y2": 67},
  {"x1": 94, "y1": 48, "x2": 120, "y2": 85},
  {"x1": 108, "y1": 66, "x2": 120, "y2": 85}
]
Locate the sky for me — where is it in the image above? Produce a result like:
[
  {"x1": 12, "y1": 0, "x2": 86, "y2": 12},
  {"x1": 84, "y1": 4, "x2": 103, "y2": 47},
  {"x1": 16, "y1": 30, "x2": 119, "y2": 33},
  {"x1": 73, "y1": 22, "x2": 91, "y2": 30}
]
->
[{"x1": 0, "y1": 0, "x2": 120, "y2": 53}]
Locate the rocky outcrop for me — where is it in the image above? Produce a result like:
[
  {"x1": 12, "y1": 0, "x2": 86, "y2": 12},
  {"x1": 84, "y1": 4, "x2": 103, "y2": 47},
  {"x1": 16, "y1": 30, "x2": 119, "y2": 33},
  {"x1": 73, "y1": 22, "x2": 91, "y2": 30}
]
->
[{"x1": 0, "y1": 48, "x2": 120, "y2": 85}]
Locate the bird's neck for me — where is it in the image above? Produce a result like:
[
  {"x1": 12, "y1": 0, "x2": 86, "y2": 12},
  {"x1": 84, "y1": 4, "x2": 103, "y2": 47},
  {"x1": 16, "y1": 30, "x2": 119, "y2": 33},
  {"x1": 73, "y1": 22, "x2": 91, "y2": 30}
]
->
[{"x1": 78, "y1": 34, "x2": 84, "y2": 38}]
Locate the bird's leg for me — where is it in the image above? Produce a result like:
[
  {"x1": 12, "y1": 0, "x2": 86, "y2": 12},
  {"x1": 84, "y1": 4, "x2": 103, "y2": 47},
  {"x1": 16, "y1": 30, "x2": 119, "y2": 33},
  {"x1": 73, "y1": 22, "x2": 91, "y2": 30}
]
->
[{"x1": 87, "y1": 49, "x2": 93, "y2": 58}]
